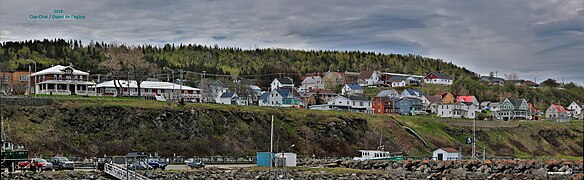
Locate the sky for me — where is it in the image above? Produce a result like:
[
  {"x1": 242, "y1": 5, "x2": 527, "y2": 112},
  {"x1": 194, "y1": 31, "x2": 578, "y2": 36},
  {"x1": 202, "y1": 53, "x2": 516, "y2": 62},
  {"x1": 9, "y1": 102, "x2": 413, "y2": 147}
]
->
[{"x1": 1, "y1": 0, "x2": 583, "y2": 85}]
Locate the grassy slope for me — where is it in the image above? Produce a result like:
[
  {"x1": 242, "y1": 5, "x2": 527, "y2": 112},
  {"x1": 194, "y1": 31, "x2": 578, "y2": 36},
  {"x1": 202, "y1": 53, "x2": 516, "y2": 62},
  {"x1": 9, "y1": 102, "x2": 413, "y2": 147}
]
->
[{"x1": 2, "y1": 96, "x2": 583, "y2": 159}]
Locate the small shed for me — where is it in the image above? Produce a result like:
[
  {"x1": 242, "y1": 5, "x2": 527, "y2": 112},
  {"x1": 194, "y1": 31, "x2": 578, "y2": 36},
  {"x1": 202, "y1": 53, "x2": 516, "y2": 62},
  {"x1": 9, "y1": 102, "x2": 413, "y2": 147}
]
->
[
  {"x1": 274, "y1": 153, "x2": 297, "y2": 167},
  {"x1": 432, "y1": 148, "x2": 461, "y2": 161}
]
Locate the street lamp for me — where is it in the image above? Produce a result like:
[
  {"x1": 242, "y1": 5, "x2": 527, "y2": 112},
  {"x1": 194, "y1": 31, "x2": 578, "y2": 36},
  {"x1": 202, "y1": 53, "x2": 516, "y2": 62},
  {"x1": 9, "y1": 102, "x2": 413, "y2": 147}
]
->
[
  {"x1": 26, "y1": 59, "x2": 36, "y2": 96},
  {"x1": 276, "y1": 144, "x2": 295, "y2": 179},
  {"x1": 163, "y1": 67, "x2": 175, "y2": 101}
]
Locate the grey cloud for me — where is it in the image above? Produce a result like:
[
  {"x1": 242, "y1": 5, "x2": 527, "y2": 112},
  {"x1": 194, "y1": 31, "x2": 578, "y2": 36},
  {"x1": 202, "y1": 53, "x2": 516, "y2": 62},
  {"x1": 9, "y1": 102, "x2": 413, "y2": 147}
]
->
[{"x1": 0, "y1": 0, "x2": 582, "y2": 84}]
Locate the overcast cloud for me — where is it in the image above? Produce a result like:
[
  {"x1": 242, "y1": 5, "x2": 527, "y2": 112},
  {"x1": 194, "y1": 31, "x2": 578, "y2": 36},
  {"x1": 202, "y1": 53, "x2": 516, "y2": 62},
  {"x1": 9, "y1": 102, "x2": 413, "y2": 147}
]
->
[{"x1": 1, "y1": 0, "x2": 582, "y2": 84}]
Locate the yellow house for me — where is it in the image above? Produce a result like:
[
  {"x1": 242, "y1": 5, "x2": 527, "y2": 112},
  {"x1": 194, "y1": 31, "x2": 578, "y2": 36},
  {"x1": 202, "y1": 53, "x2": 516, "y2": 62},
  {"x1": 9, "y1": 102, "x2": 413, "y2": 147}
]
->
[{"x1": 436, "y1": 92, "x2": 455, "y2": 104}]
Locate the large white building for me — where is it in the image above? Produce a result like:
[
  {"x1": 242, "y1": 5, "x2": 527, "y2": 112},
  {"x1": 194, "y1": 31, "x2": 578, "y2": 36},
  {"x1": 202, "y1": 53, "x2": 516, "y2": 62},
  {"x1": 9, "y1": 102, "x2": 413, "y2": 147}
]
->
[
  {"x1": 299, "y1": 76, "x2": 324, "y2": 92},
  {"x1": 423, "y1": 72, "x2": 453, "y2": 85},
  {"x1": 30, "y1": 65, "x2": 95, "y2": 95},
  {"x1": 92, "y1": 80, "x2": 201, "y2": 102},
  {"x1": 270, "y1": 78, "x2": 294, "y2": 91},
  {"x1": 567, "y1": 101, "x2": 583, "y2": 119}
]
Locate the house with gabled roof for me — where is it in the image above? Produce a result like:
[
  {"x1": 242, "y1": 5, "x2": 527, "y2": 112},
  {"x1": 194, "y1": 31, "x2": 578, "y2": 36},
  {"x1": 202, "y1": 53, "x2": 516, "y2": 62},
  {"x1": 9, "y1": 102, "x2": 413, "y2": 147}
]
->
[
  {"x1": 342, "y1": 83, "x2": 363, "y2": 96},
  {"x1": 357, "y1": 70, "x2": 381, "y2": 87},
  {"x1": 395, "y1": 97, "x2": 424, "y2": 115},
  {"x1": 424, "y1": 72, "x2": 453, "y2": 85},
  {"x1": 546, "y1": 104, "x2": 569, "y2": 121},
  {"x1": 436, "y1": 92, "x2": 456, "y2": 104},
  {"x1": 567, "y1": 101, "x2": 583, "y2": 119},
  {"x1": 496, "y1": 98, "x2": 528, "y2": 120},
  {"x1": 268, "y1": 88, "x2": 303, "y2": 108},
  {"x1": 372, "y1": 96, "x2": 396, "y2": 114},
  {"x1": 323, "y1": 95, "x2": 373, "y2": 113},
  {"x1": 216, "y1": 92, "x2": 237, "y2": 105},
  {"x1": 31, "y1": 65, "x2": 95, "y2": 95},
  {"x1": 270, "y1": 77, "x2": 294, "y2": 91},
  {"x1": 323, "y1": 71, "x2": 346, "y2": 89},
  {"x1": 424, "y1": 95, "x2": 443, "y2": 113},
  {"x1": 387, "y1": 75, "x2": 417, "y2": 87},
  {"x1": 300, "y1": 76, "x2": 324, "y2": 92}
]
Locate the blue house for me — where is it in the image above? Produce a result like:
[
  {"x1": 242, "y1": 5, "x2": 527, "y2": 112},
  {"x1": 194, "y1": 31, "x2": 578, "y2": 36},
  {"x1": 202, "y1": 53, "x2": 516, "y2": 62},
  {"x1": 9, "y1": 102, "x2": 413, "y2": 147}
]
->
[
  {"x1": 401, "y1": 89, "x2": 424, "y2": 97},
  {"x1": 395, "y1": 97, "x2": 423, "y2": 115}
]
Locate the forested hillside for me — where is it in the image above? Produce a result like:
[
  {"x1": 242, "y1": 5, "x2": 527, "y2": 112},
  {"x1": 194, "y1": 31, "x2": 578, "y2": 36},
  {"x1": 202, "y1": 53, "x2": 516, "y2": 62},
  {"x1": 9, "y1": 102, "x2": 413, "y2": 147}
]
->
[{"x1": 0, "y1": 39, "x2": 476, "y2": 79}]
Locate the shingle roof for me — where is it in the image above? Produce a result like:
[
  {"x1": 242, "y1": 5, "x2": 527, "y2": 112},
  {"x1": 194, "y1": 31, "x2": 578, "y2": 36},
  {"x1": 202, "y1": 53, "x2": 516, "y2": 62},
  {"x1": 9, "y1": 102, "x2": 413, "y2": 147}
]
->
[
  {"x1": 358, "y1": 70, "x2": 376, "y2": 79},
  {"x1": 275, "y1": 89, "x2": 291, "y2": 97},
  {"x1": 388, "y1": 75, "x2": 410, "y2": 82},
  {"x1": 276, "y1": 78, "x2": 293, "y2": 84},
  {"x1": 404, "y1": 89, "x2": 424, "y2": 97},
  {"x1": 551, "y1": 104, "x2": 567, "y2": 113},
  {"x1": 376, "y1": 90, "x2": 398, "y2": 97},
  {"x1": 95, "y1": 80, "x2": 201, "y2": 90},
  {"x1": 219, "y1": 92, "x2": 236, "y2": 98},
  {"x1": 426, "y1": 72, "x2": 453, "y2": 80},
  {"x1": 425, "y1": 95, "x2": 442, "y2": 103},
  {"x1": 31, "y1": 65, "x2": 89, "y2": 76},
  {"x1": 346, "y1": 83, "x2": 363, "y2": 90},
  {"x1": 456, "y1": 96, "x2": 476, "y2": 103},
  {"x1": 347, "y1": 95, "x2": 370, "y2": 101},
  {"x1": 440, "y1": 148, "x2": 459, "y2": 153}
]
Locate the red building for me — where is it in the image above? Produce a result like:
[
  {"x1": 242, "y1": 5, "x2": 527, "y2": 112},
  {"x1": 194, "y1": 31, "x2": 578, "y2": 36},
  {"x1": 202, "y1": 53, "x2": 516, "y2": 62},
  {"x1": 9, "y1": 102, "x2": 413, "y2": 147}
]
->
[{"x1": 372, "y1": 96, "x2": 395, "y2": 114}]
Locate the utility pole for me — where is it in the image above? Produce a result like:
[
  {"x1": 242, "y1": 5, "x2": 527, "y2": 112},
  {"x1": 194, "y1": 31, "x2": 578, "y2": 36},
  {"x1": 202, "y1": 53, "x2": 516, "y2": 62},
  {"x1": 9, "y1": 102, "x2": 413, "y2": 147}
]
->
[
  {"x1": 179, "y1": 69, "x2": 184, "y2": 101},
  {"x1": 269, "y1": 115, "x2": 274, "y2": 179},
  {"x1": 472, "y1": 117, "x2": 476, "y2": 160}
]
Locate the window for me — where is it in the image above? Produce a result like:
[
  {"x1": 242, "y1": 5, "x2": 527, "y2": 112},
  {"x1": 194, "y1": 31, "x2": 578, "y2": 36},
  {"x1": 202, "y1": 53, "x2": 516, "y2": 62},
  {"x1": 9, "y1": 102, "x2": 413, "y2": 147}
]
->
[{"x1": 19, "y1": 75, "x2": 28, "y2": 81}]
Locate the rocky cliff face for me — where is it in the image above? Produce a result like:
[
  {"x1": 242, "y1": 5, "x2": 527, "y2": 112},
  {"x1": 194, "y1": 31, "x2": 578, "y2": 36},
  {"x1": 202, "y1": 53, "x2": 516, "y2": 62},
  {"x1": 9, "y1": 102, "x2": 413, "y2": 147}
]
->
[{"x1": 1, "y1": 103, "x2": 582, "y2": 158}]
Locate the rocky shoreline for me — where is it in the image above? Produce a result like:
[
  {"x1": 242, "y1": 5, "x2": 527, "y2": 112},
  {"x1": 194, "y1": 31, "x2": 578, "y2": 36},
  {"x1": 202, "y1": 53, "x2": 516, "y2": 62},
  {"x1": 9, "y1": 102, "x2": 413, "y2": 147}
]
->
[{"x1": 2, "y1": 160, "x2": 582, "y2": 179}]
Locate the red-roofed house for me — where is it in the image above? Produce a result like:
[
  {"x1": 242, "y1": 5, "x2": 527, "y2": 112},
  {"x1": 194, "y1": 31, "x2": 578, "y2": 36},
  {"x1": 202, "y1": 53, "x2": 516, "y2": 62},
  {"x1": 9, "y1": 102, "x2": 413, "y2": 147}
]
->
[
  {"x1": 456, "y1": 96, "x2": 479, "y2": 106},
  {"x1": 545, "y1": 104, "x2": 569, "y2": 121}
]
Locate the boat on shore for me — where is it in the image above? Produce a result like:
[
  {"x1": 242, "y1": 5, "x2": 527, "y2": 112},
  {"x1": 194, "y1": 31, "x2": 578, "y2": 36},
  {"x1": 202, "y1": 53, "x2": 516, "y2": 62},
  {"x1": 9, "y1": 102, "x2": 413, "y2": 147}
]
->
[{"x1": 353, "y1": 145, "x2": 405, "y2": 161}]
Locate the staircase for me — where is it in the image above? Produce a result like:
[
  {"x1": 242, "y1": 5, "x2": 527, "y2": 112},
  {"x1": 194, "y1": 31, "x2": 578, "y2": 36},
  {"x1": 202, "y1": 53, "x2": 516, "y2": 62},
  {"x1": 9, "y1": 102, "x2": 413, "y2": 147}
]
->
[{"x1": 104, "y1": 163, "x2": 149, "y2": 180}]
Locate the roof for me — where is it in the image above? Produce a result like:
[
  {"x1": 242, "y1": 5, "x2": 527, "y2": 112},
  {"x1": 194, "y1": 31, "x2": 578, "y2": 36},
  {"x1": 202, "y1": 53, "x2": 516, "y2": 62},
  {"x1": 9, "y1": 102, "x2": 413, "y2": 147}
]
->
[
  {"x1": 346, "y1": 83, "x2": 363, "y2": 90},
  {"x1": 95, "y1": 80, "x2": 201, "y2": 91},
  {"x1": 439, "y1": 148, "x2": 459, "y2": 153},
  {"x1": 275, "y1": 78, "x2": 293, "y2": 85},
  {"x1": 301, "y1": 76, "x2": 323, "y2": 84},
  {"x1": 275, "y1": 89, "x2": 292, "y2": 97},
  {"x1": 480, "y1": 101, "x2": 491, "y2": 106},
  {"x1": 509, "y1": 98, "x2": 526, "y2": 107},
  {"x1": 376, "y1": 90, "x2": 398, "y2": 97},
  {"x1": 425, "y1": 95, "x2": 442, "y2": 103},
  {"x1": 398, "y1": 96, "x2": 422, "y2": 102},
  {"x1": 480, "y1": 76, "x2": 505, "y2": 82},
  {"x1": 358, "y1": 70, "x2": 376, "y2": 79},
  {"x1": 219, "y1": 92, "x2": 236, "y2": 98},
  {"x1": 460, "y1": 102, "x2": 474, "y2": 106},
  {"x1": 387, "y1": 75, "x2": 410, "y2": 82},
  {"x1": 374, "y1": 96, "x2": 393, "y2": 103},
  {"x1": 425, "y1": 72, "x2": 453, "y2": 80},
  {"x1": 308, "y1": 88, "x2": 335, "y2": 94},
  {"x1": 31, "y1": 65, "x2": 89, "y2": 76},
  {"x1": 456, "y1": 96, "x2": 476, "y2": 103},
  {"x1": 404, "y1": 89, "x2": 424, "y2": 97},
  {"x1": 550, "y1": 104, "x2": 567, "y2": 113},
  {"x1": 259, "y1": 93, "x2": 269, "y2": 101},
  {"x1": 347, "y1": 95, "x2": 370, "y2": 101},
  {"x1": 300, "y1": 73, "x2": 323, "y2": 80}
]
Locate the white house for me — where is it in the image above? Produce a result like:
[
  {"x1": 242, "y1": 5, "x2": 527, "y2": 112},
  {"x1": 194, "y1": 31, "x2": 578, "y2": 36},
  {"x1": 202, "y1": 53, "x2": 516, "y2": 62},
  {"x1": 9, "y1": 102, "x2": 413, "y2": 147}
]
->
[
  {"x1": 216, "y1": 92, "x2": 237, "y2": 105},
  {"x1": 341, "y1": 83, "x2": 363, "y2": 96},
  {"x1": 432, "y1": 148, "x2": 461, "y2": 161},
  {"x1": 300, "y1": 76, "x2": 324, "y2": 92},
  {"x1": 424, "y1": 72, "x2": 453, "y2": 85},
  {"x1": 387, "y1": 76, "x2": 417, "y2": 87},
  {"x1": 400, "y1": 89, "x2": 423, "y2": 97},
  {"x1": 270, "y1": 78, "x2": 294, "y2": 91},
  {"x1": 326, "y1": 95, "x2": 373, "y2": 114},
  {"x1": 31, "y1": 65, "x2": 95, "y2": 95},
  {"x1": 268, "y1": 88, "x2": 303, "y2": 107},
  {"x1": 567, "y1": 101, "x2": 583, "y2": 119},
  {"x1": 453, "y1": 102, "x2": 477, "y2": 119},
  {"x1": 545, "y1": 104, "x2": 569, "y2": 120},
  {"x1": 357, "y1": 70, "x2": 381, "y2": 86},
  {"x1": 376, "y1": 89, "x2": 399, "y2": 98},
  {"x1": 93, "y1": 80, "x2": 201, "y2": 102},
  {"x1": 437, "y1": 103, "x2": 454, "y2": 118}
]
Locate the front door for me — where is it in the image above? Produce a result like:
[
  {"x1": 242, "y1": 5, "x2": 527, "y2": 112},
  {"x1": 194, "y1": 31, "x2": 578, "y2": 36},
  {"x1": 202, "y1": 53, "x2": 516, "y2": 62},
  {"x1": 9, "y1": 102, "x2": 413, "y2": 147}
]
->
[
  {"x1": 69, "y1": 84, "x2": 76, "y2": 95},
  {"x1": 437, "y1": 153, "x2": 443, "y2": 161}
]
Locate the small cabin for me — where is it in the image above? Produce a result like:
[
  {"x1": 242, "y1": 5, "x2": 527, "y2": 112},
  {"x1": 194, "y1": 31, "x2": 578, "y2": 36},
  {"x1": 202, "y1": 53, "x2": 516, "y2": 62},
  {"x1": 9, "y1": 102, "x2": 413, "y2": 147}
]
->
[{"x1": 432, "y1": 148, "x2": 461, "y2": 161}]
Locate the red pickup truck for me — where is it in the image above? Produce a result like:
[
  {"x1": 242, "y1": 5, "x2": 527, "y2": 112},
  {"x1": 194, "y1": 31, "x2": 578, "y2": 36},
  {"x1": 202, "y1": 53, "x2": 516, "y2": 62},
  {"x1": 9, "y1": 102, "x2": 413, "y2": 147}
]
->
[{"x1": 17, "y1": 158, "x2": 54, "y2": 171}]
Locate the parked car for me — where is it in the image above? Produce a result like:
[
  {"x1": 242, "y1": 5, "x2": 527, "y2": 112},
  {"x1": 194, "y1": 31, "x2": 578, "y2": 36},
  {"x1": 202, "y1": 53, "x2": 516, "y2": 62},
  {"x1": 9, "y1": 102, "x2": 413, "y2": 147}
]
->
[
  {"x1": 186, "y1": 161, "x2": 205, "y2": 169},
  {"x1": 128, "y1": 161, "x2": 153, "y2": 170},
  {"x1": 147, "y1": 158, "x2": 168, "y2": 170},
  {"x1": 17, "y1": 158, "x2": 53, "y2": 171},
  {"x1": 50, "y1": 156, "x2": 75, "y2": 170}
]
